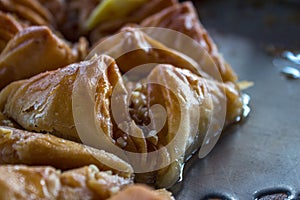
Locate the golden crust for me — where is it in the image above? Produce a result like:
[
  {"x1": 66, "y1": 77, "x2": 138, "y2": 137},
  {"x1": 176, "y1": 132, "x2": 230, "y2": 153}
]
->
[
  {"x1": 92, "y1": 55, "x2": 148, "y2": 154},
  {"x1": 0, "y1": 165, "x2": 132, "y2": 200},
  {"x1": 148, "y1": 64, "x2": 242, "y2": 133},
  {"x1": 0, "y1": 26, "x2": 80, "y2": 89},
  {"x1": 141, "y1": 2, "x2": 237, "y2": 82},
  {"x1": 0, "y1": 32, "x2": 243, "y2": 187},
  {"x1": 108, "y1": 185, "x2": 174, "y2": 200},
  {"x1": 93, "y1": 27, "x2": 211, "y2": 79},
  {"x1": 0, "y1": 126, "x2": 133, "y2": 178},
  {"x1": 0, "y1": 55, "x2": 112, "y2": 141},
  {"x1": 0, "y1": 53, "x2": 148, "y2": 155},
  {"x1": 0, "y1": 1, "x2": 244, "y2": 190},
  {"x1": 142, "y1": 64, "x2": 242, "y2": 187}
]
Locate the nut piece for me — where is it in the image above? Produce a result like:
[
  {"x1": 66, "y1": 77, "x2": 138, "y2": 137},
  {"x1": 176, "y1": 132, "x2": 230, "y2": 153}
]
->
[{"x1": 139, "y1": 64, "x2": 242, "y2": 187}]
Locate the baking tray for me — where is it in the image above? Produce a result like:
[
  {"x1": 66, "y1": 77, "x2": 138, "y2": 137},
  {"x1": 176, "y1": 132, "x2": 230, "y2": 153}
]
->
[{"x1": 176, "y1": 1, "x2": 300, "y2": 199}]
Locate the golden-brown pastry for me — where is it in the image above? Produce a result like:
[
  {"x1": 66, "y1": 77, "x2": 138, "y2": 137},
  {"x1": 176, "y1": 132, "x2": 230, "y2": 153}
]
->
[
  {"x1": 0, "y1": 53, "x2": 147, "y2": 159},
  {"x1": 0, "y1": 0, "x2": 245, "y2": 194},
  {"x1": 146, "y1": 64, "x2": 235, "y2": 147},
  {"x1": 0, "y1": 11, "x2": 24, "y2": 53},
  {"x1": 0, "y1": 126, "x2": 133, "y2": 178},
  {"x1": 0, "y1": 165, "x2": 132, "y2": 200},
  {"x1": 140, "y1": 2, "x2": 237, "y2": 82},
  {"x1": 132, "y1": 64, "x2": 242, "y2": 187},
  {"x1": 0, "y1": 55, "x2": 117, "y2": 142},
  {"x1": 0, "y1": 25, "x2": 80, "y2": 89},
  {"x1": 90, "y1": 27, "x2": 212, "y2": 79},
  {"x1": 0, "y1": 52, "x2": 242, "y2": 188},
  {"x1": 108, "y1": 185, "x2": 174, "y2": 200},
  {"x1": 0, "y1": 0, "x2": 55, "y2": 27},
  {"x1": 89, "y1": 0, "x2": 177, "y2": 43}
]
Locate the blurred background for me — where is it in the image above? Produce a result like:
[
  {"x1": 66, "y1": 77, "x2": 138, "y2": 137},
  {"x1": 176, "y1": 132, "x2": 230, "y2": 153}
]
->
[{"x1": 194, "y1": 0, "x2": 300, "y2": 49}]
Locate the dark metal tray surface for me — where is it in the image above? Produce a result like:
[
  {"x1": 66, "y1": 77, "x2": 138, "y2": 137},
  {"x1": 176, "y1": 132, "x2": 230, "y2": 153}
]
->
[{"x1": 176, "y1": 1, "x2": 300, "y2": 199}]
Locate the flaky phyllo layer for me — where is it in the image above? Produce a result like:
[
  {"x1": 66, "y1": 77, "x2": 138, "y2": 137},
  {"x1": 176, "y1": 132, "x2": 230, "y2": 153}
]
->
[
  {"x1": 0, "y1": 0, "x2": 243, "y2": 191},
  {"x1": 0, "y1": 31, "x2": 243, "y2": 188}
]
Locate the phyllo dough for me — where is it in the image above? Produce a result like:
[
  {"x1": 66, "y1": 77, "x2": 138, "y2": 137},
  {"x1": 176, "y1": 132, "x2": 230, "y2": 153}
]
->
[
  {"x1": 0, "y1": 126, "x2": 133, "y2": 178},
  {"x1": 140, "y1": 1, "x2": 236, "y2": 82},
  {"x1": 0, "y1": 0, "x2": 246, "y2": 194},
  {"x1": 0, "y1": 49, "x2": 242, "y2": 188},
  {"x1": 135, "y1": 64, "x2": 242, "y2": 187},
  {"x1": 0, "y1": 165, "x2": 132, "y2": 200},
  {"x1": 0, "y1": 55, "x2": 119, "y2": 142},
  {"x1": 0, "y1": 25, "x2": 87, "y2": 89},
  {"x1": 108, "y1": 185, "x2": 174, "y2": 200},
  {"x1": 89, "y1": 27, "x2": 212, "y2": 79}
]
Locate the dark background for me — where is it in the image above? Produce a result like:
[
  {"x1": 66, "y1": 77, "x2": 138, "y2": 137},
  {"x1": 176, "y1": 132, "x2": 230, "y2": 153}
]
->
[{"x1": 176, "y1": 0, "x2": 300, "y2": 199}]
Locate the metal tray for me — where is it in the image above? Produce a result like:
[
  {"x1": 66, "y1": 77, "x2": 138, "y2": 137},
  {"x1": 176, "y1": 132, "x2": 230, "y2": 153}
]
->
[{"x1": 176, "y1": 1, "x2": 300, "y2": 199}]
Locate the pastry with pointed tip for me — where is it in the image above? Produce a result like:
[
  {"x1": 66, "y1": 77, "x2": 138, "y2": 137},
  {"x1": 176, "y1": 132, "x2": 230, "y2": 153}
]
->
[
  {"x1": 90, "y1": 27, "x2": 212, "y2": 79},
  {"x1": 133, "y1": 64, "x2": 242, "y2": 187},
  {"x1": 0, "y1": 26, "x2": 83, "y2": 89},
  {"x1": 0, "y1": 52, "x2": 242, "y2": 188},
  {"x1": 0, "y1": 126, "x2": 133, "y2": 178},
  {"x1": 141, "y1": 2, "x2": 237, "y2": 82}
]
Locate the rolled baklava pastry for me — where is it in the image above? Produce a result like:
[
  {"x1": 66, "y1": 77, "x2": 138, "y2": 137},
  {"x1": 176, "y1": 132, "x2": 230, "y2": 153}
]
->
[
  {"x1": 0, "y1": 47, "x2": 242, "y2": 188},
  {"x1": 0, "y1": 164, "x2": 132, "y2": 200},
  {"x1": 140, "y1": 1, "x2": 237, "y2": 82},
  {"x1": 108, "y1": 185, "x2": 174, "y2": 200},
  {"x1": 0, "y1": 0, "x2": 245, "y2": 191},
  {"x1": 0, "y1": 55, "x2": 119, "y2": 142},
  {"x1": 0, "y1": 25, "x2": 87, "y2": 89},
  {"x1": 0, "y1": 126, "x2": 133, "y2": 178}
]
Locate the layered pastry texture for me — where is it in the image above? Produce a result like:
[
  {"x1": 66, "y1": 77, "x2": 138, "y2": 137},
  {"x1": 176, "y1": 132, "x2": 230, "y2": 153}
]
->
[
  {"x1": 0, "y1": 164, "x2": 174, "y2": 200},
  {"x1": 0, "y1": 0, "x2": 244, "y2": 198}
]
